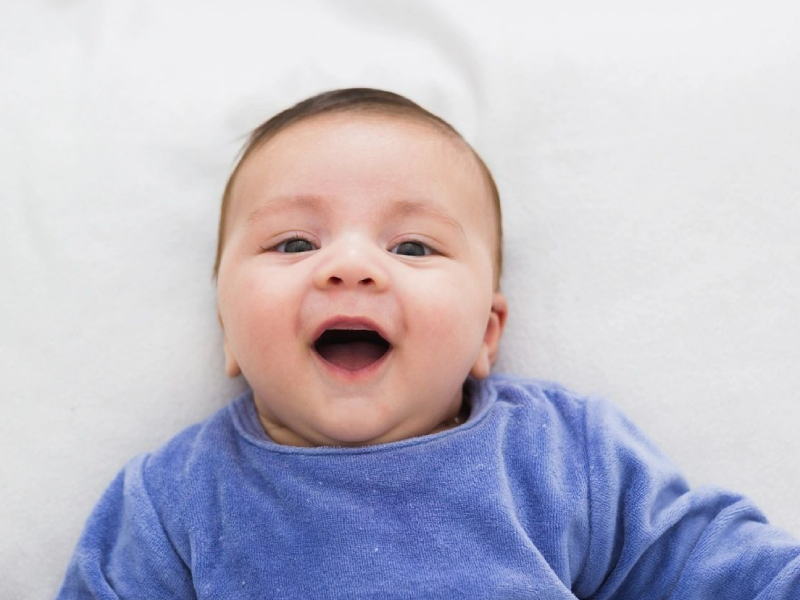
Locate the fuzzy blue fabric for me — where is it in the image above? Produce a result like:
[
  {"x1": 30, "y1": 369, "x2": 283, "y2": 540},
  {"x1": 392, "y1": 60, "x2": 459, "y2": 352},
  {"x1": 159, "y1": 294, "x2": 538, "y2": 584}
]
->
[{"x1": 56, "y1": 375, "x2": 800, "y2": 599}]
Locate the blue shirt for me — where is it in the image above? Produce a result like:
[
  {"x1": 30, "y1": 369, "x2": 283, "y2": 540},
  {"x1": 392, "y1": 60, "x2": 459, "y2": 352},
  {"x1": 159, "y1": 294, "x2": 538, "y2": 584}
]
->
[{"x1": 56, "y1": 375, "x2": 800, "y2": 599}]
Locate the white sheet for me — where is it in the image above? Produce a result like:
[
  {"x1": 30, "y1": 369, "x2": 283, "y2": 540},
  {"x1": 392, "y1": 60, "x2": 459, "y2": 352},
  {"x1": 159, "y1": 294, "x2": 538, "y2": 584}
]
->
[{"x1": 2, "y1": 2, "x2": 799, "y2": 597}]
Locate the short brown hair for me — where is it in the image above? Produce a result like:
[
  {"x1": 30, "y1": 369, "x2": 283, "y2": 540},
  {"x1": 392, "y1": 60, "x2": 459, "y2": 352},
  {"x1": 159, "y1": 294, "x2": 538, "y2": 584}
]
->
[{"x1": 213, "y1": 88, "x2": 503, "y2": 288}]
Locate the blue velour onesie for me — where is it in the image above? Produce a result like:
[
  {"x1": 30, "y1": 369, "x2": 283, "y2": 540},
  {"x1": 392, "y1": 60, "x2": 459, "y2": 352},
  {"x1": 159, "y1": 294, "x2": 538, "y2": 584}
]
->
[{"x1": 56, "y1": 374, "x2": 800, "y2": 599}]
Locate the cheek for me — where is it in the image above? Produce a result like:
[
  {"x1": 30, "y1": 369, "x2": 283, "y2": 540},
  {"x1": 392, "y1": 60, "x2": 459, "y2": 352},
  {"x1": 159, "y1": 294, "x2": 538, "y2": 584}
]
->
[
  {"x1": 405, "y1": 270, "x2": 490, "y2": 359},
  {"x1": 220, "y1": 267, "x2": 301, "y2": 359}
]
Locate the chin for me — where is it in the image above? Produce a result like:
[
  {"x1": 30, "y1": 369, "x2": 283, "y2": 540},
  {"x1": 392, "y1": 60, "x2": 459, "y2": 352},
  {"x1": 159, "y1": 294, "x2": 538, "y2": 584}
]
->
[
  {"x1": 313, "y1": 418, "x2": 408, "y2": 447},
  {"x1": 320, "y1": 427, "x2": 394, "y2": 447}
]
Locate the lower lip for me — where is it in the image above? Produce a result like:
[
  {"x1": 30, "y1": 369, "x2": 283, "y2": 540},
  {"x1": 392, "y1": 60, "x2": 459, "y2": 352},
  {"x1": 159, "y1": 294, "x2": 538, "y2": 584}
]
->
[{"x1": 312, "y1": 346, "x2": 393, "y2": 381}]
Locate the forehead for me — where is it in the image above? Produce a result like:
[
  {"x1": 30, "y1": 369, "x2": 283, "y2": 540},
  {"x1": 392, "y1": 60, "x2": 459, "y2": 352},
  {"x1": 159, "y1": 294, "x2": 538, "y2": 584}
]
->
[{"x1": 227, "y1": 113, "x2": 496, "y2": 237}]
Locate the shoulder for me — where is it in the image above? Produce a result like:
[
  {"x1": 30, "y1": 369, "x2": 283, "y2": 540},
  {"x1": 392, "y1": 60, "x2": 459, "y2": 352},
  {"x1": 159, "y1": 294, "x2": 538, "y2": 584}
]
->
[
  {"x1": 476, "y1": 374, "x2": 599, "y2": 469},
  {"x1": 482, "y1": 373, "x2": 649, "y2": 456},
  {"x1": 483, "y1": 372, "x2": 594, "y2": 424},
  {"x1": 487, "y1": 373, "x2": 636, "y2": 425},
  {"x1": 123, "y1": 391, "x2": 251, "y2": 526},
  {"x1": 142, "y1": 391, "x2": 248, "y2": 480},
  {"x1": 485, "y1": 375, "x2": 685, "y2": 495},
  {"x1": 477, "y1": 375, "x2": 596, "y2": 523}
]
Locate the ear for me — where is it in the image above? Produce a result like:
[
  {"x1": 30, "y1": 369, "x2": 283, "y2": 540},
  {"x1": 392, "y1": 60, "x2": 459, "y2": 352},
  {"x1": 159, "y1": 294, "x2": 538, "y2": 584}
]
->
[
  {"x1": 218, "y1": 311, "x2": 242, "y2": 378},
  {"x1": 469, "y1": 292, "x2": 508, "y2": 379}
]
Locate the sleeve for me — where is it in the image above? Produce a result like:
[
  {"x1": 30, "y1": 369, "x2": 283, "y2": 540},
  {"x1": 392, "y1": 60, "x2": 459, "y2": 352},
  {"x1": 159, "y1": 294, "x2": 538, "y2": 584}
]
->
[
  {"x1": 573, "y1": 397, "x2": 800, "y2": 600},
  {"x1": 55, "y1": 454, "x2": 196, "y2": 600}
]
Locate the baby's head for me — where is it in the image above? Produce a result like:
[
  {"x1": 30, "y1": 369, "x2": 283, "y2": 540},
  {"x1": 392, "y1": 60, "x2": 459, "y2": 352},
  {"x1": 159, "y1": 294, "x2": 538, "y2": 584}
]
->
[{"x1": 214, "y1": 88, "x2": 508, "y2": 447}]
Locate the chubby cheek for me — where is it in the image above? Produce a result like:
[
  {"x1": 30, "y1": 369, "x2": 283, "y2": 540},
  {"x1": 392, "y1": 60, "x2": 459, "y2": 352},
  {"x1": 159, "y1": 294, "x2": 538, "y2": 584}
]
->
[
  {"x1": 404, "y1": 271, "x2": 490, "y2": 376},
  {"x1": 220, "y1": 267, "x2": 302, "y2": 374}
]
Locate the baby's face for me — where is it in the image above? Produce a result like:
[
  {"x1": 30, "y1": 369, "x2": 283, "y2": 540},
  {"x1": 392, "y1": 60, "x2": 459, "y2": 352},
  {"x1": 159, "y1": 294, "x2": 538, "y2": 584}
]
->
[{"x1": 216, "y1": 113, "x2": 506, "y2": 447}]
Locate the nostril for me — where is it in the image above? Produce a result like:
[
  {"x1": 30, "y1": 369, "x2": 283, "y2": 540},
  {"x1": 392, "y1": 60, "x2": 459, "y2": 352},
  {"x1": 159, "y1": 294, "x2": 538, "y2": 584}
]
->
[{"x1": 318, "y1": 270, "x2": 382, "y2": 289}]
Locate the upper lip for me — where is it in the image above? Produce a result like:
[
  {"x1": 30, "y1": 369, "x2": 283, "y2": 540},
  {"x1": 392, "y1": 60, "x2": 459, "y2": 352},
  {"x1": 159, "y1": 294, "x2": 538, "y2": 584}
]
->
[{"x1": 311, "y1": 316, "x2": 392, "y2": 345}]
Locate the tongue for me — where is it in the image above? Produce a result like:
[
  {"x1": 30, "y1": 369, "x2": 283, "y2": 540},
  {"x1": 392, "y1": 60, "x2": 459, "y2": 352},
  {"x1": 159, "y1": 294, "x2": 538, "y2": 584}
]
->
[{"x1": 318, "y1": 342, "x2": 386, "y2": 371}]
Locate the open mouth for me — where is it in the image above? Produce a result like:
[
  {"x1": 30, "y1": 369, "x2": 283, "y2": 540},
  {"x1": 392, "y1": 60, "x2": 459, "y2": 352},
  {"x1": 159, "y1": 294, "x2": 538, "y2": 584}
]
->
[{"x1": 313, "y1": 329, "x2": 392, "y2": 371}]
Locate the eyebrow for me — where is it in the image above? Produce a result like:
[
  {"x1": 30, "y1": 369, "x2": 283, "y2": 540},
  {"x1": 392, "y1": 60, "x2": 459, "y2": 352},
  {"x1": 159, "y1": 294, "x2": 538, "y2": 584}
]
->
[
  {"x1": 386, "y1": 199, "x2": 465, "y2": 238},
  {"x1": 244, "y1": 195, "x2": 465, "y2": 238},
  {"x1": 244, "y1": 195, "x2": 326, "y2": 225}
]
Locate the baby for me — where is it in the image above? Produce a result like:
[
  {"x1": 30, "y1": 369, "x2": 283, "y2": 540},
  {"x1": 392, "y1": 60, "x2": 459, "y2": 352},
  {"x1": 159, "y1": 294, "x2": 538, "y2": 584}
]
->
[{"x1": 57, "y1": 89, "x2": 800, "y2": 599}]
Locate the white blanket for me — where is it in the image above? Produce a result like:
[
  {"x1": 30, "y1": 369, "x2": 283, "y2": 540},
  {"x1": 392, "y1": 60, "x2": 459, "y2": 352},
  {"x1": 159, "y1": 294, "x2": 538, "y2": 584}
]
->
[{"x1": 2, "y1": 2, "x2": 799, "y2": 598}]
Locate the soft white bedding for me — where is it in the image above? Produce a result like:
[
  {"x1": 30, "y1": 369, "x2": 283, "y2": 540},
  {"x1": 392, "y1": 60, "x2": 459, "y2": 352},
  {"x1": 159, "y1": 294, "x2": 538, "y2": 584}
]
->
[{"x1": 2, "y1": 2, "x2": 799, "y2": 598}]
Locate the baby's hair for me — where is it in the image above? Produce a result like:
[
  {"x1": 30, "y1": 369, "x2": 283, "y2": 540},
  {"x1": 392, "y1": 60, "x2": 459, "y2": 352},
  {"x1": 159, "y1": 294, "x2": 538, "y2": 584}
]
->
[{"x1": 213, "y1": 88, "x2": 503, "y2": 288}]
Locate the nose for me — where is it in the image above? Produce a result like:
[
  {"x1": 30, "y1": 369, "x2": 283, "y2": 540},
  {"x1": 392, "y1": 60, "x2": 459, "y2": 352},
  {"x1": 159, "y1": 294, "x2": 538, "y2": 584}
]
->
[{"x1": 312, "y1": 236, "x2": 389, "y2": 291}]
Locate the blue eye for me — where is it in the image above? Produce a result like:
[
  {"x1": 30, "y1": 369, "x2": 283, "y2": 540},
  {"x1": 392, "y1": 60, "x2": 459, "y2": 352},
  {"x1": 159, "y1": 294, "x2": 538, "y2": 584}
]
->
[
  {"x1": 391, "y1": 241, "x2": 432, "y2": 257},
  {"x1": 274, "y1": 238, "x2": 316, "y2": 253}
]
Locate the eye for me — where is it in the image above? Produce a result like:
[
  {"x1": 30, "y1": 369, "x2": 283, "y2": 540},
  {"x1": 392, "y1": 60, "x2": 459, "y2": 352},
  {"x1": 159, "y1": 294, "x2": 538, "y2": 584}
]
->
[
  {"x1": 390, "y1": 241, "x2": 433, "y2": 257},
  {"x1": 264, "y1": 237, "x2": 318, "y2": 253}
]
